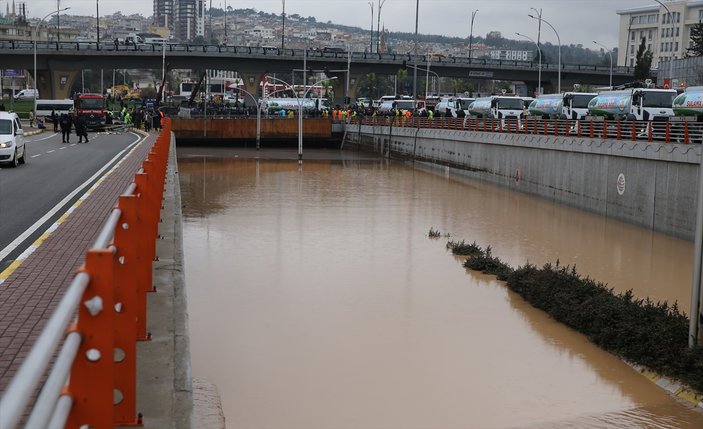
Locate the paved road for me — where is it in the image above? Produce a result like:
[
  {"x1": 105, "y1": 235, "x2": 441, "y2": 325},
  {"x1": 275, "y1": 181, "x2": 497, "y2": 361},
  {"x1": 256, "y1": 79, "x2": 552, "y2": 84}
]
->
[{"x1": 0, "y1": 130, "x2": 142, "y2": 271}]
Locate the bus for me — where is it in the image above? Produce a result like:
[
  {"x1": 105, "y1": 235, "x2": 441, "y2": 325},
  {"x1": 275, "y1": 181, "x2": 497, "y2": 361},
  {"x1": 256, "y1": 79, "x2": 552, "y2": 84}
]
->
[
  {"x1": 35, "y1": 99, "x2": 73, "y2": 120},
  {"x1": 179, "y1": 82, "x2": 195, "y2": 98}
]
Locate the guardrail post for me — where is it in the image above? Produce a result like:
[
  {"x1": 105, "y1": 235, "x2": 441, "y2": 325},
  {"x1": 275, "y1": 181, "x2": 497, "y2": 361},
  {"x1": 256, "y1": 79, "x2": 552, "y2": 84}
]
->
[
  {"x1": 648, "y1": 121, "x2": 653, "y2": 142},
  {"x1": 616, "y1": 120, "x2": 622, "y2": 140},
  {"x1": 665, "y1": 121, "x2": 671, "y2": 143},
  {"x1": 554, "y1": 120, "x2": 559, "y2": 136},
  {"x1": 603, "y1": 120, "x2": 608, "y2": 139},
  {"x1": 542, "y1": 119, "x2": 548, "y2": 135},
  {"x1": 112, "y1": 195, "x2": 140, "y2": 425},
  {"x1": 141, "y1": 160, "x2": 160, "y2": 262},
  {"x1": 589, "y1": 120, "x2": 594, "y2": 138},
  {"x1": 685, "y1": 121, "x2": 690, "y2": 144},
  {"x1": 67, "y1": 250, "x2": 115, "y2": 429},
  {"x1": 134, "y1": 172, "x2": 153, "y2": 340},
  {"x1": 631, "y1": 121, "x2": 637, "y2": 141}
]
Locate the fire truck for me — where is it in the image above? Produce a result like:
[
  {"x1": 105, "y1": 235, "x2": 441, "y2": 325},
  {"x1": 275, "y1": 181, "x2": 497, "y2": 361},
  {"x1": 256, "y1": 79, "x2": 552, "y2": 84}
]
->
[{"x1": 73, "y1": 93, "x2": 107, "y2": 130}]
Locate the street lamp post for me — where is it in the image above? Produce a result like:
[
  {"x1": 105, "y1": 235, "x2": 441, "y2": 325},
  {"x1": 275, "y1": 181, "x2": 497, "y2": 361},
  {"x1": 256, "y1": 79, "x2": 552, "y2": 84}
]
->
[
  {"x1": 529, "y1": 14, "x2": 560, "y2": 93},
  {"x1": 34, "y1": 7, "x2": 70, "y2": 118},
  {"x1": 96, "y1": 0, "x2": 100, "y2": 46},
  {"x1": 593, "y1": 40, "x2": 612, "y2": 88},
  {"x1": 426, "y1": 51, "x2": 430, "y2": 96},
  {"x1": 235, "y1": 87, "x2": 263, "y2": 149},
  {"x1": 412, "y1": 0, "x2": 419, "y2": 107},
  {"x1": 281, "y1": 0, "x2": 285, "y2": 50},
  {"x1": 653, "y1": 0, "x2": 675, "y2": 87},
  {"x1": 267, "y1": 76, "x2": 337, "y2": 164},
  {"x1": 368, "y1": 2, "x2": 374, "y2": 54},
  {"x1": 407, "y1": 64, "x2": 439, "y2": 91},
  {"x1": 516, "y1": 32, "x2": 541, "y2": 96},
  {"x1": 377, "y1": 0, "x2": 386, "y2": 54},
  {"x1": 469, "y1": 9, "x2": 478, "y2": 60},
  {"x1": 56, "y1": 0, "x2": 60, "y2": 44}
]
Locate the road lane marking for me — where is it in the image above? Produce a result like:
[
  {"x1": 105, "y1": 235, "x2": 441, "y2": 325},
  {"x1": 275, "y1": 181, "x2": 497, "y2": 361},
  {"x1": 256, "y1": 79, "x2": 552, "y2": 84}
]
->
[
  {"x1": 70, "y1": 144, "x2": 76, "y2": 147},
  {"x1": 59, "y1": 147, "x2": 66, "y2": 150},
  {"x1": 28, "y1": 133, "x2": 59, "y2": 142},
  {"x1": 0, "y1": 132, "x2": 146, "y2": 283},
  {"x1": 47, "y1": 150, "x2": 55, "y2": 154},
  {"x1": 31, "y1": 154, "x2": 41, "y2": 158}
]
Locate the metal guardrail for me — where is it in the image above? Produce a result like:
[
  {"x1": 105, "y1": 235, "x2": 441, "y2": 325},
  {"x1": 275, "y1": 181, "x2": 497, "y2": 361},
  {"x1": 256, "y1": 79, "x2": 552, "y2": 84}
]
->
[
  {"x1": 353, "y1": 116, "x2": 703, "y2": 144},
  {"x1": 0, "y1": 119, "x2": 172, "y2": 429},
  {"x1": 0, "y1": 40, "x2": 634, "y2": 75}
]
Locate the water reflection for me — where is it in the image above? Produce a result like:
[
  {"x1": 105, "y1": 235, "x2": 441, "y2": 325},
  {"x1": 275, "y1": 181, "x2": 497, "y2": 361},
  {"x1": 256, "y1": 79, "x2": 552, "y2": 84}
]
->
[{"x1": 180, "y1": 148, "x2": 703, "y2": 429}]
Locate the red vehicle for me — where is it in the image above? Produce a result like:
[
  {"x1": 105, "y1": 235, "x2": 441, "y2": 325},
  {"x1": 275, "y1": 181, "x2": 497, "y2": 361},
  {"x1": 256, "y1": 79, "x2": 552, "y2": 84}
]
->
[{"x1": 73, "y1": 93, "x2": 107, "y2": 130}]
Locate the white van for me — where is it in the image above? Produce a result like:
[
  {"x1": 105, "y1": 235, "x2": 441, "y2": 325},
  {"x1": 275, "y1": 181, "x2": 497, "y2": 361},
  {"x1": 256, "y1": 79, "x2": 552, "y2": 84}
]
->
[
  {"x1": 14, "y1": 89, "x2": 39, "y2": 101},
  {"x1": 35, "y1": 99, "x2": 74, "y2": 119},
  {"x1": 0, "y1": 111, "x2": 26, "y2": 167}
]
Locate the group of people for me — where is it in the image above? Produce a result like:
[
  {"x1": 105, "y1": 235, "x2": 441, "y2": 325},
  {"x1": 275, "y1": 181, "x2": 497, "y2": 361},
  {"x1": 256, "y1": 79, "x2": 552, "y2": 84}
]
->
[{"x1": 52, "y1": 111, "x2": 90, "y2": 143}]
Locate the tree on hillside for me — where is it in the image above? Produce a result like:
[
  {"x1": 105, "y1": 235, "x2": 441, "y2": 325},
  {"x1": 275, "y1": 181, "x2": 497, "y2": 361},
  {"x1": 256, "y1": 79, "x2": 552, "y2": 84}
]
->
[
  {"x1": 688, "y1": 21, "x2": 703, "y2": 57},
  {"x1": 634, "y1": 38, "x2": 653, "y2": 80},
  {"x1": 365, "y1": 73, "x2": 376, "y2": 99},
  {"x1": 397, "y1": 68, "x2": 409, "y2": 95}
]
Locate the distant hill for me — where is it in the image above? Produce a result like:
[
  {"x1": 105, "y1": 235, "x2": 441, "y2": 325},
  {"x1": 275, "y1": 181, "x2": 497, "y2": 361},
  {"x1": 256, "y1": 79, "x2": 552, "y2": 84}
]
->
[{"x1": 213, "y1": 8, "x2": 611, "y2": 67}]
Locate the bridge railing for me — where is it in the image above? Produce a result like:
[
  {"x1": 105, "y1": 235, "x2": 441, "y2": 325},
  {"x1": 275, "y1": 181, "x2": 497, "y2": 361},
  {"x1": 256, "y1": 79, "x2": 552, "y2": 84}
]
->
[
  {"x1": 0, "y1": 119, "x2": 172, "y2": 429},
  {"x1": 353, "y1": 116, "x2": 703, "y2": 145},
  {"x1": 2, "y1": 40, "x2": 633, "y2": 74}
]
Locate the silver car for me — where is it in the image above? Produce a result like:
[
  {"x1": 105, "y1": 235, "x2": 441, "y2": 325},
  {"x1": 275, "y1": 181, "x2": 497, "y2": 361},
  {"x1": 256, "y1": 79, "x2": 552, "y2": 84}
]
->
[{"x1": 0, "y1": 112, "x2": 26, "y2": 167}]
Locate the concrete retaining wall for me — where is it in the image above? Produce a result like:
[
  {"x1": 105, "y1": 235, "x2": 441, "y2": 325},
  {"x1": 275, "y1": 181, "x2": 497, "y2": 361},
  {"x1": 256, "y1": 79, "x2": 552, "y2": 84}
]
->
[{"x1": 344, "y1": 124, "x2": 702, "y2": 240}]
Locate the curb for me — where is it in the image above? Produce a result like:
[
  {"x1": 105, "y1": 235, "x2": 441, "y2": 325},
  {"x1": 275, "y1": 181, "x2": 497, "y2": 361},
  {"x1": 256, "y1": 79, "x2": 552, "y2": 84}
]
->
[
  {"x1": 24, "y1": 129, "x2": 43, "y2": 137},
  {"x1": 625, "y1": 361, "x2": 703, "y2": 409}
]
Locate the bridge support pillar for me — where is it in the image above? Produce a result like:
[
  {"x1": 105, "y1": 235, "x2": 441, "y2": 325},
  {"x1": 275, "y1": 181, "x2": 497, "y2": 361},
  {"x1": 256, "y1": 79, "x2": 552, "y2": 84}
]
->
[
  {"x1": 241, "y1": 72, "x2": 266, "y2": 100},
  {"x1": 328, "y1": 74, "x2": 346, "y2": 106},
  {"x1": 34, "y1": 69, "x2": 79, "y2": 99}
]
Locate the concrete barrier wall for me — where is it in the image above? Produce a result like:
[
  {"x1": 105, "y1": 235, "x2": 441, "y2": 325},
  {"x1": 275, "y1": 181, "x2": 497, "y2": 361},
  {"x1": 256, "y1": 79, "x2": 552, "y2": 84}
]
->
[
  {"x1": 344, "y1": 124, "x2": 702, "y2": 240},
  {"x1": 171, "y1": 118, "x2": 333, "y2": 140}
]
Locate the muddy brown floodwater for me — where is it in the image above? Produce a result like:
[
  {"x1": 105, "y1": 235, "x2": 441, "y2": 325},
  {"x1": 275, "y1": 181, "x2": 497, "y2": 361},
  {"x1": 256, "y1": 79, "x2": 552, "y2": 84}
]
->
[{"x1": 179, "y1": 147, "x2": 703, "y2": 429}]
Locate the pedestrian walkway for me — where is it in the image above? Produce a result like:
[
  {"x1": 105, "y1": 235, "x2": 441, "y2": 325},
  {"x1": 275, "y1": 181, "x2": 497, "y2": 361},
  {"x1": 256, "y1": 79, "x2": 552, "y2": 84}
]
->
[{"x1": 0, "y1": 131, "x2": 158, "y2": 391}]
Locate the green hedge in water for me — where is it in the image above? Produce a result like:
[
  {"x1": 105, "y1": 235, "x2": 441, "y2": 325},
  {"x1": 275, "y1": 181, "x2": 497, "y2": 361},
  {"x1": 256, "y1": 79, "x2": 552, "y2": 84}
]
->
[{"x1": 446, "y1": 240, "x2": 703, "y2": 392}]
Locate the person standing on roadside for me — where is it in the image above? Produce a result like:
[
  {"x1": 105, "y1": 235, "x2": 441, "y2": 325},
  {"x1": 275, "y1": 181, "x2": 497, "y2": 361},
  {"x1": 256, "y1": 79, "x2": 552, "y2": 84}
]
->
[
  {"x1": 59, "y1": 113, "x2": 72, "y2": 143},
  {"x1": 50, "y1": 109, "x2": 58, "y2": 132},
  {"x1": 75, "y1": 115, "x2": 89, "y2": 143}
]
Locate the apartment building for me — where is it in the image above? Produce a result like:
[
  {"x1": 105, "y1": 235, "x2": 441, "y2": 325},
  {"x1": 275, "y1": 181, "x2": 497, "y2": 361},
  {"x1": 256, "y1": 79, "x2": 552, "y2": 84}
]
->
[
  {"x1": 617, "y1": 0, "x2": 703, "y2": 69},
  {"x1": 153, "y1": 0, "x2": 205, "y2": 41}
]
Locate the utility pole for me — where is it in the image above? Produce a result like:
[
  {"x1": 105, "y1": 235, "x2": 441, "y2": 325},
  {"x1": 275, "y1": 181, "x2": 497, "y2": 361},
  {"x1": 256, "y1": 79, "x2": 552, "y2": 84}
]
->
[{"x1": 56, "y1": 0, "x2": 60, "y2": 43}]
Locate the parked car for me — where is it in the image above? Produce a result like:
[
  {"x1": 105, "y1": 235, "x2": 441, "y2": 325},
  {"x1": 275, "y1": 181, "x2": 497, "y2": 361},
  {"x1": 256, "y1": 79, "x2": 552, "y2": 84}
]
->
[
  {"x1": 0, "y1": 112, "x2": 26, "y2": 167},
  {"x1": 14, "y1": 89, "x2": 39, "y2": 101}
]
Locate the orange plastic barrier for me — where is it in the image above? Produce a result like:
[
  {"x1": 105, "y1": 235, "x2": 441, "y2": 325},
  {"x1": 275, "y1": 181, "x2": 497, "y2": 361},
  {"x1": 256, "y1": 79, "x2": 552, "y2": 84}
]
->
[{"x1": 67, "y1": 119, "x2": 172, "y2": 428}]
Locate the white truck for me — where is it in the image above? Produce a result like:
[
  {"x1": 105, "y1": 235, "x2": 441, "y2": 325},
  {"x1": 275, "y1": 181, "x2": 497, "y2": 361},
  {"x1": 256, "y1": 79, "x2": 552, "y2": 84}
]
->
[
  {"x1": 468, "y1": 95, "x2": 525, "y2": 127},
  {"x1": 435, "y1": 97, "x2": 476, "y2": 118},
  {"x1": 587, "y1": 88, "x2": 676, "y2": 122},
  {"x1": 264, "y1": 98, "x2": 330, "y2": 113},
  {"x1": 528, "y1": 92, "x2": 597, "y2": 120}
]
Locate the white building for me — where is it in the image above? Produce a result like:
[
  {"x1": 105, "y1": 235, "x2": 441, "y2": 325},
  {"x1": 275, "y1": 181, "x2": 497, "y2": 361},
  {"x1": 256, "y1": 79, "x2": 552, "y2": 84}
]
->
[
  {"x1": 245, "y1": 26, "x2": 275, "y2": 40},
  {"x1": 617, "y1": 0, "x2": 703, "y2": 71}
]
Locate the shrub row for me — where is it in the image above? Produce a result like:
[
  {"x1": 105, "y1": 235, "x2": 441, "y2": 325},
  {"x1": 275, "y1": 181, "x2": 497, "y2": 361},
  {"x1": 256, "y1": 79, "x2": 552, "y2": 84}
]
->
[{"x1": 446, "y1": 239, "x2": 703, "y2": 392}]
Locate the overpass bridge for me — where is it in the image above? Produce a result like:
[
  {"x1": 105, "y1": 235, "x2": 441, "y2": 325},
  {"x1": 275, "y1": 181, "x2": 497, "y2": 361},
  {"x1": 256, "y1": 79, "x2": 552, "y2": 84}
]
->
[{"x1": 2, "y1": 40, "x2": 637, "y2": 100}]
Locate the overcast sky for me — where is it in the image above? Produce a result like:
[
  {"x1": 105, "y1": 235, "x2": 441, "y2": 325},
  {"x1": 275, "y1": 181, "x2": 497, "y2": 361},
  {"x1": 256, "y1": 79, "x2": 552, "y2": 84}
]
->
[{"x1": 18, "y1": 0, "x2": 648, "y2": 49}]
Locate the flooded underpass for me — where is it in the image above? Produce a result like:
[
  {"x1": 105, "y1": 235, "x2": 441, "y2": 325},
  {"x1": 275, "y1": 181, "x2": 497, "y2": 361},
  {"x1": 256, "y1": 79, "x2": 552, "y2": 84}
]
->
[{"x1": 178, "y1": 147, "x2": 703, "y2": 428}]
